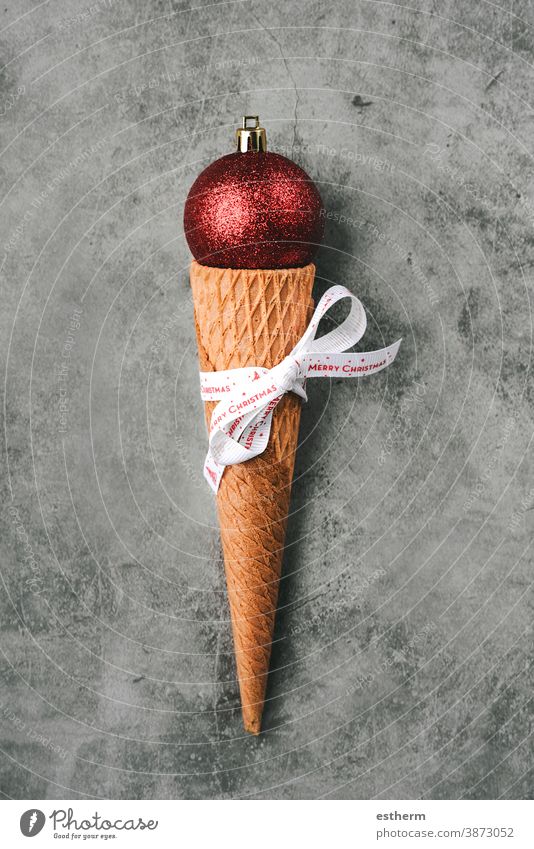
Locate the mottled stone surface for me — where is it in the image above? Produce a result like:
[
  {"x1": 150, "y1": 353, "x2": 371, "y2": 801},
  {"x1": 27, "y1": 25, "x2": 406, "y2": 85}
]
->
[{"x1": 1, "y1": 0, "x2": 533, "y2": 800}]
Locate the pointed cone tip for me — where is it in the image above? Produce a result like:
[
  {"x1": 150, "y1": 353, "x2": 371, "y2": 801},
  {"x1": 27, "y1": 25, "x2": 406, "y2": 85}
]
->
[{"x1": 244, "y1": 716, "x2": 262, "y2": 736}]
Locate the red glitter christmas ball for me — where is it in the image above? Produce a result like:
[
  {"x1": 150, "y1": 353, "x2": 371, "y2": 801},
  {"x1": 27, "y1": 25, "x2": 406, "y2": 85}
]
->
[{"x1": 184, "y1": 120, "x2": 324, "y2": 269}]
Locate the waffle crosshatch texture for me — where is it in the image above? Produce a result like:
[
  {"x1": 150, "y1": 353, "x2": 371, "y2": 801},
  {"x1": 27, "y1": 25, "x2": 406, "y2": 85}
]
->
[{"x1": 190, "y1": 261, "x2": 315, "y2": 734}]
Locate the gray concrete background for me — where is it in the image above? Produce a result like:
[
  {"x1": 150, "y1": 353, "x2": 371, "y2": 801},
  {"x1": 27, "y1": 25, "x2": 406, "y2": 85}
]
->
[{"x1": 1, "y1": 0, "x2": 533, "y2": 800}]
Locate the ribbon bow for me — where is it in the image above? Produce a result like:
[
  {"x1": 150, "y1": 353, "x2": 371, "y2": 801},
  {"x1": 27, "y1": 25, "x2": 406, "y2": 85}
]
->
[{"x1": 199, "y1": 285, "x2": 401, "y2": 492}]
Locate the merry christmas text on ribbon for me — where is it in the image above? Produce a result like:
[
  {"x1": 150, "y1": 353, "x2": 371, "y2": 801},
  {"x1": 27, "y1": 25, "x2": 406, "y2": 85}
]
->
[{"x1": 199, "y1": 285, "x2": 402, "y2": 493}]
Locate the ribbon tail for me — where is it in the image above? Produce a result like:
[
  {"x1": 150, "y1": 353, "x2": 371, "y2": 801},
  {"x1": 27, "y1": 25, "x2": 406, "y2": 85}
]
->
[{"x1": 203, "y1": 451, "x2": 225, "y2": 494}]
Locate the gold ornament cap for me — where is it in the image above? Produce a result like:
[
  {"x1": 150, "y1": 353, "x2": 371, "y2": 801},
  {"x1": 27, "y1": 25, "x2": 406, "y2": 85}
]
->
[{"x1": 235, "y1": 115, "x2": 267, "y2": 152}]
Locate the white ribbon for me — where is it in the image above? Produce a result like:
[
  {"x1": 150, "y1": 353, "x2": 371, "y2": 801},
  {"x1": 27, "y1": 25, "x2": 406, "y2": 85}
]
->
[{"x1": 199, "y1": 285, "x2": 402, "y2": 492}]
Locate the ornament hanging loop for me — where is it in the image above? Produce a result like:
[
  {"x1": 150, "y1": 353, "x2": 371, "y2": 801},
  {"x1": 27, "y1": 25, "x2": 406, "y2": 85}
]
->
[{"x1": 236, "y1": 115, "x2": 267, "y2": 153}]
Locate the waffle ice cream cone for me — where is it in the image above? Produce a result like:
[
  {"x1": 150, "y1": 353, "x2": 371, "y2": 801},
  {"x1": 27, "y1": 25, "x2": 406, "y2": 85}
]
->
[{"x1": 190, "y1": 260, "x2": 315, "y2": 734}]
